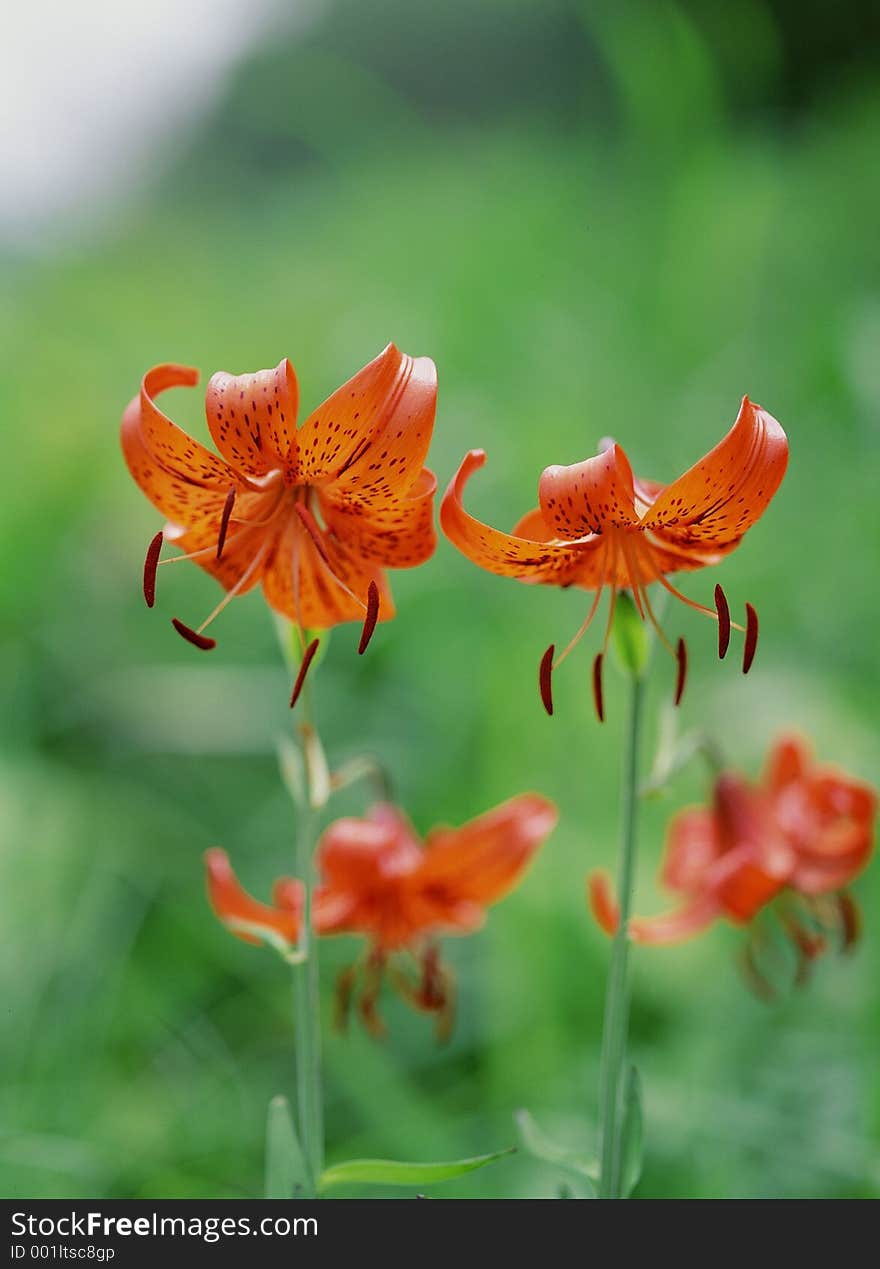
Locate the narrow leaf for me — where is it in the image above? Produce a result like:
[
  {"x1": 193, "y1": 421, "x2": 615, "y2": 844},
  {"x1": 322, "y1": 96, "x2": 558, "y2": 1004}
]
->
[
  {"x1": 515, "y1": 1109, "x2": 597, "y2": 1196},
  {"x1": 265, "y1": 1095, "x2": 311, "y2": 1199},
  {"x1": 620, "y1": 1065, "x2": 644, "y2": 1197},
  {"x1": 318, "y1": 1148, "x2": 513, "y2": 1191}
]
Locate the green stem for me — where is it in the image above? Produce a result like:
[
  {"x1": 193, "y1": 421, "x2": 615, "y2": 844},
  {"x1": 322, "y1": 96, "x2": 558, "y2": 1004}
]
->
[
  {"x1": 292, "y1": 797, "x2": 324, "y2": 1194},
  {"x1": 597, "y1": 670, "x2": 645, "y2": 1198}
]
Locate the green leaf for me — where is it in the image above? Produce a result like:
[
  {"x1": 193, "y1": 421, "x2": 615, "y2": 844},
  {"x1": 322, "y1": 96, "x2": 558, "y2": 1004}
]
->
[
  {"x1": 515, "y1": 1110, "x2": 597, "y2": 1196},
  {"x1": 619, "y1": 1065, "x2": 644, "y2": 1197},
  {"x1": 318, "y1": 1148, "x2": 514, "y2": 1192},
  {"x1": 265, "y1": 1095, "x2": 311, "y2": 1199}
]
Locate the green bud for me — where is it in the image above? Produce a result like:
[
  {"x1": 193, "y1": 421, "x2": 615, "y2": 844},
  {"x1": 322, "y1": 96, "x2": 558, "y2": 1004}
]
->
[{"x1": 611, "y1": 592, "x2": 650, "y2": 679}]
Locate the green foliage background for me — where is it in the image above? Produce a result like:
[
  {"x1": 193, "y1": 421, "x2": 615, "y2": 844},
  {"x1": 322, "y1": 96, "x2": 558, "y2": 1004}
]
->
[{"x1": 2, "y1": 0, "x2": 878, "y2": 1198}]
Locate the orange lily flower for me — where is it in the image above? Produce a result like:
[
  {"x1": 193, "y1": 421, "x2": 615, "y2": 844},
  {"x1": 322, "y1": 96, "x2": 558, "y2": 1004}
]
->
[
  {"x1": 589, "y1": 736, "x2": 876, "y2": 991},
  {"x1": 205, "y1": 848, "x2": 304, "y2": 958},
  {"x1": 312, "y1": 795, "x2": 558, "y2": 1038},
  {"x1": 440, "y1": 397, "x2": 788, "y2": 716},
  {"x1": 122, "y1": 345, "x2": 438, "y2": 686}
]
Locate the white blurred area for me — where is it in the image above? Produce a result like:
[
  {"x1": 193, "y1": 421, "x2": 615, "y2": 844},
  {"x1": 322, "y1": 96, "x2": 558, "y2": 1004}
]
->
[{"x1": 0, "y1": 0, "x2": 313, "y2": 251}]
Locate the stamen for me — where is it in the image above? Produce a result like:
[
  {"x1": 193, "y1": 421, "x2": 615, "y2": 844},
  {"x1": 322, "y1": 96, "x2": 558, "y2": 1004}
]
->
[
  {"x1": 714, "y1": 584, "x2": 731, "y2": 659},
  {"x1": 216, "y1": 486, "x2": 236, "y2": 560},
  {"x1": 742, "y1": 603, "x2": 759, "y2": 674},
  {"x1": 143, "y1": 531, "x2": 163, "y2": 608},
  {"x1": 290, "y1": 637, "x2": 320, "y2": 708},
  {"x1": 655, "y1": 572, "x2": 746, "y2": 632},
  {"x1": 171, "y1": 618, "x2": 216, "y2": 650},
  {"x1": 838, "y1": 893, "x2": 860, "y2": 951},
  {"x1": 592, "y1": 652, "x2": 605, "y2": 723},
  {"x1": 674, "y1": 637, "x2": 688, "y2": 706},
  {"x1": 293, "y1": 502, "x2": 330, "y2": 564},
  {"x1": 552, "y1": 539, "x2": 609, "y2": 670},
  {"x1": 539, "y1": 644, "x2": 554, "y2": 716},
  {"x1": 358, "y1": 580, "x2": 380, "y2": 655}
]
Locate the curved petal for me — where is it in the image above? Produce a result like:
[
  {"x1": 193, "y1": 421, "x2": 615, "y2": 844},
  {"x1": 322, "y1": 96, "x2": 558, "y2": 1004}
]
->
[
  {"x1": 537, "y1": 443, "x2": 638, "y2": 536},
  {"x1": 206, "y1": 358, "x2": 299, "y2": 481},
  {"x1": 316, "y1": 804, "x2": 422, "y2": 891},
  {"x1": 440, "y1": 450, "x2": 604, "y2": 583},
  {"x1": 641, "y1": 396, "x2": 788, "y2": 551},
  {"x1": 629, "y1": 897, "x2": 721, "y2": 945},
  {"x1": 260, "y1": 512, "x2": 395, "y2": 628},
  {"x1": 298, "y1": 345, "x2": 436, "y2": 502},
  {"x1": 204, "y1": 848, "x2": 302, "y2": 948},
  {"x1": 587, "y1": 869, "x2": 619, "y2": 935},
  {"x1": 319, "y1": 468, "x2": 438, "y2": 569},
  {"x1": 765, "y1": 734, "x2": 811, "y2": 792},
  {"x1": 135, "y1": 364, "x2": 250, "y2": 488},
  {"x1": 416, "y1": 793, "x2": 557, "y2": 916},
  {"x1": 587, "y1": 870, "x2": 720, "y2": 944}
]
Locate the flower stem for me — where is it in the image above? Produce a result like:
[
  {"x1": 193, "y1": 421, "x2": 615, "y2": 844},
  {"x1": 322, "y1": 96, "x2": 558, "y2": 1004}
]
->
[
  {"x1": 292, "y1": 796, "x2": 324, "y2": 1195},
  {"x1": 597, "y1": 669, "x2": 645, "y2": 1198}
]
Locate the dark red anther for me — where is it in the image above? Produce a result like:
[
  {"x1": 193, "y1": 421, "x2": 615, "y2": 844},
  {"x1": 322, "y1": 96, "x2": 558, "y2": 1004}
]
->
[
  {"x1": 290, "y1": 637, "x2": 320, "y2": 708},
  {"x1": 293, "y1": 502, "x2": 330, "y2": 563},
  {"x1": 714, "y1": 583, "x2": 731, "y2": 660},
  {"x1": 838, "y1": 892, "x2": 860, "y2": 951},
  {"x1": 143, "y1": 531, "x2": 163, "y2": 608},
  {"x1": 216, "y1": 486, "x2": 236, "y2": 560},
  {"x1": 539, "y1": 644, "x2": 554, "y2": 716},
  {"x1": 358, "y1": 580, "x2": 380, "y2": 655},
  {"x1": 742, "y1": 603, "x2": 759, "y2": 674},
  {"x1": 674, "y1": 637, "x2": 688, "y2": 706},
  {"x1": 171, "y1": 618, "x2": 216, "y2": 650},
  {"x1": 592, "y1": 652, "x2": 605, "y2": 723}
]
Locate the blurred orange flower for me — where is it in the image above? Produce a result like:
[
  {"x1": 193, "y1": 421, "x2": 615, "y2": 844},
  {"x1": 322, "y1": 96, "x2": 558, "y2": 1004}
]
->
[
  {"x1": 122, "y1": 345, "x2": 437, "y2": 659},
  {"x1": 312, "y1": 795, "x2": 558, "y2": 1037},
  {"x1": 589, "y1": 736, "x2": 876, "y2": 990},
  {"x1": 205, "y1": 848, "x2": 303, "y2": 956},
  {"x1": 441, "y1": 397, "x2": 787, "y2": 715}
]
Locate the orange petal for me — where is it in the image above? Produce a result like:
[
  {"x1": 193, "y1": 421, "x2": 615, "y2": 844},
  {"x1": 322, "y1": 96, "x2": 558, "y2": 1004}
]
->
[
  {"x1": 320, "y1": 468, "x2": 438, "y2": 569},
  {"x1": 416, "y1": 793, "x2": 558, "y2": 918},
  {"x1": 261, "y1": 511, "x2": 395, "y2": 628},
  {"x1": 629, "y1": 897, "x2": 721, "y2": 945},
  {"x1": 537, "y1": 443, "x2": 638, "y2": 536},
  {"x1": 135, "y1": 364, "x2": 250, "y2": 488},
  {"x1": 587, "y1": 869, "x2": 619, "y2": 935},
  {"x1": 205, "y1": 847, "x2": 302, "y2": 948},
  {"x1": 587, "y1": 869, "x2": 720, "y2": 944},
  {"x1": 764, "y1": 734, "x2": 810, "y2": 791},
  {"x1": 661, "y1": 807, "x2": 722, "y2": 895},
  {"x1": 641, "y1": 396, "x2": 788, "y2": 551},
  {"x1": 206, "y1": 359, "x2": 299, "y2": 481},
  {"x1": 440, "y1": 450, "x2": 604, "y2": 583},
  {"x1": 298, "y1": 345, "x2": 436, "y2": 500}
]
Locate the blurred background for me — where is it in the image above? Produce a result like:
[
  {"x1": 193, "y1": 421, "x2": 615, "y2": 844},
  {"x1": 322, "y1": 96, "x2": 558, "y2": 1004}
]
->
[{"x1": 2, "y1": 0, "x2": 878, "y2": 1199}]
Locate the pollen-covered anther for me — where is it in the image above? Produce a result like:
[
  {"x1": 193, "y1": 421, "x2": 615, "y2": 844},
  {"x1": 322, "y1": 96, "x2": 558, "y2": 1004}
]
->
[
  {"x1": 290, "y1": 637, "x2": 320, "y2": 708},
  {"x1": 714, "y1": 583, "x2": 731, "y2": 659},
  {"x1": 143, "y1": 531, "x2": 163, "y2": 608},
  {"x1": 216, "y1": 486, "x2": 237, "y2": 560},
  {"x1": 171, "y1": 617, "x2": 217, "y2": 650},
  {"x1": 742, "y1": 603, "x2": 759, "y2": 674},
  {"x1": 539, "y1": 644, "x2": 554, "y2": 716},
  {"x1": 674, "y1": 637, "x2": 688, "y2": 707},
  {"x1": 592, "y1": 651, "x2": 605, "y2": 723},
  {"x1": 358, "y1": 580, "x2": 380, "y2": 655}
]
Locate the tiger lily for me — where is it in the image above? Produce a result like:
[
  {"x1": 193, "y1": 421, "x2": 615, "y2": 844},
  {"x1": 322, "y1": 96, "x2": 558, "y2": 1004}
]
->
[
  {"x1": 205, "y1": 848, "x2": 304, "y2": 959},
  {"x1": 312, "y1": 795, "x2": 558, "y2": 1038},
  {"x1": 440, "y1": 397, "x2": 787, "y2": 717},
  {"x1": 588, "y1": 736, "x2": 876, "y2": 992},
  {"x1": 122, "y1": 345, "x2": 438, "y2": 692}
]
